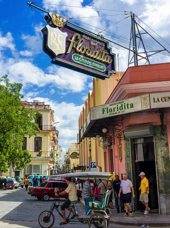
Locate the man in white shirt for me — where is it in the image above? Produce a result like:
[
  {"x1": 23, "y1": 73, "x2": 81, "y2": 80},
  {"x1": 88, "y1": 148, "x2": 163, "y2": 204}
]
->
[
  {"x1": 55, "y1": 177, "x2": 77, "y2": 225},
  {"x1": 118, "y1": 174, "x2": 135, "y2": 217}
]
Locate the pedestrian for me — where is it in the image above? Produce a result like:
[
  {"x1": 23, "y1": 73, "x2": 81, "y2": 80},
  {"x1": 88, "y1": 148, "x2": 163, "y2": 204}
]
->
[
  {"x1": 42, "y1": 176, "x2": 46, "y2": 182},
  {"x1": 113, "y1": 174, "x2": 124, "y2": 213},
  {"x1": 40, "y1": 176, "x2": 43, "y2": 184},
  {"x1": 55, "y1": 177, "x2": 77, "y2": 225},
  {"x1": 118, "y1": 174, "x2": 135, "y2": 217},
  {"x1": 98, "y1": 178, "x2": 108, "y2": 194},
  {"x1": 83, "y1": 179, "x2": 94, "y2": 215},
  {"x1": 139, "y1": 171, "x2": 150, "y2": 215},
  {"x1": 94, "y1": 182, "x2": 100, "y2": 201},
  {"x1": 89, "y1": 180, "x2": 95, "y2": 189},
  {"x1": 24, "y1": 177, "x2": 29, "y2": 191},
  {"x1": 108, "y1": 180, "x2": 114, "y2": 209},
  {"x1": 77, "y1": 178, "x2": 81, "y2": 190},
  {"x1": 33, "y1": 176, "x2": 38, "y2": 187}
]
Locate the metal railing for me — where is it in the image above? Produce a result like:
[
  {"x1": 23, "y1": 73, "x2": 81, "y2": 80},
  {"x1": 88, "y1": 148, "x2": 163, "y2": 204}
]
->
[
  {"x1": 39, "y1": 125, "x2": 53, "y2": 131},
  {"x1": 29, "y1": 151, "x2": 51, "y2": 158}
]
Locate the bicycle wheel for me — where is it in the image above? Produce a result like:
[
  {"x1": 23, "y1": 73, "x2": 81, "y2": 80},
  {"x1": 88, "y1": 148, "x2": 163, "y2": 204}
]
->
[
  {"x1": 88, "y1": 213, "x2": 107, "y2": 228},
  {"x1": 38, "y1": 210, "x2": 55, "y2": 228}
]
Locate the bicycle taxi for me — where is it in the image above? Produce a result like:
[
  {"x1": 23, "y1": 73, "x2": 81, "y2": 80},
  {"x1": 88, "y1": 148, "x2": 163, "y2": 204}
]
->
[{"x1": 38, "y1": 172, "x2": 114, "y2": 228}]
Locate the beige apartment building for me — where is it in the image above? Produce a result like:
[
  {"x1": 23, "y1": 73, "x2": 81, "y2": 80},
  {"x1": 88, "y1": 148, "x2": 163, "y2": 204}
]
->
[
  {"x1": 68, "y1": 143, "x2": 79, "y2": 172},
  {"x1": 22, "y1": 100, "x2": 58, "y2": 177}
]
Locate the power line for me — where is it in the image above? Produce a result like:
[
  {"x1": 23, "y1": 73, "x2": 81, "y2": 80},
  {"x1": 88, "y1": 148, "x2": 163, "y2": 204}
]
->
[
  {"x1": 35, "y1": 2, "x2": 130, "y2": 13},
  {"x1": 28, "y1": 3, "x2": 170, "y2": 58},
  {"x1": 136, "y1": 15, "x2": 170, "y2": 47},
  {"x1": 68, "y1": 14, "x2": 126, "y2": 19}
]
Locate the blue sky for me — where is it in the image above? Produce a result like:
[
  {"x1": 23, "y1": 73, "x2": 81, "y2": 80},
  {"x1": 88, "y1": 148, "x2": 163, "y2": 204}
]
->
[{"x1": 1, "y1": 0, "x2": 170, "y2": 160}]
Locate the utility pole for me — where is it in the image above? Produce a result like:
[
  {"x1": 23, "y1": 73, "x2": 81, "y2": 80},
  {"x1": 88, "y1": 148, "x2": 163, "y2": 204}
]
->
[{"x1": 131, "y1": 12, "x2": 138, "y2": 66}]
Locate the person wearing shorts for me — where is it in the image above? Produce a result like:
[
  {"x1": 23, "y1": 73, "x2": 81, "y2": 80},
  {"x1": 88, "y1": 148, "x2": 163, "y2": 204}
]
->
[
  {"x1": 55, "y1": 177, "x2": 77, "y2": 225},
  {"x1": 139, "y1": 171, "x2": 149, "y2": 215},
  {"x1": 118, "y1": 174, "x2": 135, "y2": 217}
]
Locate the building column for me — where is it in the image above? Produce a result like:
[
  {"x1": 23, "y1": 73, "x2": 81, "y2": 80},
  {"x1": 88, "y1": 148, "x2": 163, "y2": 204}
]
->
[{"x1": 166, "y1": 122, "x2": 170, "y2": 159}]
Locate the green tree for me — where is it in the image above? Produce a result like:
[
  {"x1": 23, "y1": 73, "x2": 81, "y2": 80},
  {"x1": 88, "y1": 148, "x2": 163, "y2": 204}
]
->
[{"x1": 0, "y1": 75, "x2": 41, "y2": 172}]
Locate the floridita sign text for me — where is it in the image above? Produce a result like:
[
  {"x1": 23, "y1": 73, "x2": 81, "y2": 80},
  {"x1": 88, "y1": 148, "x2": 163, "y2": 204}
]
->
[
  {"x1": 90, "y1": 94, "x2": 150, "y2": 121},
  {"x1": 42, "y1": 19, "x2": 116, "y2": 79}
]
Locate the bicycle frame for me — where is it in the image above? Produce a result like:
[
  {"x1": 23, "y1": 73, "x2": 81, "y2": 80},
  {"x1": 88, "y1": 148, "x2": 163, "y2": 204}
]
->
[{"x1": 49, "y1": 199, "x2": 78, "y2": 222}]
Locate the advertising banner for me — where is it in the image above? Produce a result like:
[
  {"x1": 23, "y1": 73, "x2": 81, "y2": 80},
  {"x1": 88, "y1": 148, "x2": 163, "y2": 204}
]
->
[
  {"x1": 42, "y1": 17, "x2": 116, "y2": 79},
  {"x1": 150, "y1": 92, "x2": 170, "y2": 109},
  {"x1": 90, "y1": 94, "x2": 150, "y2": 121}
]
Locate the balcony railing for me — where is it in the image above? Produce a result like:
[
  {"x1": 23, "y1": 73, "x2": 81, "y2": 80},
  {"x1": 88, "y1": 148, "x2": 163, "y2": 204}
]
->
[
  {"x1": 29, "y1": 151, "x2": 51, "y2": 158},
  {"x1": 39, "y1": 125, "x2": 53, "y2": 131}
]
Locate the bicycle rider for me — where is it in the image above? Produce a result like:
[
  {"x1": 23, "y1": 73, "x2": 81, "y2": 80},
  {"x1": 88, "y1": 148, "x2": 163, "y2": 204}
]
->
[{"x1": 55, "y1": 177, "x2": 77, "y2": 225}]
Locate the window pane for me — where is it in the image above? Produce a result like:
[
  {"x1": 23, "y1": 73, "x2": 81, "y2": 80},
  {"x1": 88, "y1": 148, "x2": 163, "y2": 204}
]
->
[
  {"x1": 53, "y1": 182, "x2": 59, "y2": 188},
  {"x1": 22, "y1": 137, "x2": 27, "y2": 150},
  {"x1": 33, "y1": 165, "x2": 41, "y2": 173}
]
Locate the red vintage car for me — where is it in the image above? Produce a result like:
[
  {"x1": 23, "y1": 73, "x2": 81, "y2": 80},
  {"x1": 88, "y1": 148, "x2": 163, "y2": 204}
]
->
[{"x1": 28, "y1": 180, "x2": 82, "y2": 201}]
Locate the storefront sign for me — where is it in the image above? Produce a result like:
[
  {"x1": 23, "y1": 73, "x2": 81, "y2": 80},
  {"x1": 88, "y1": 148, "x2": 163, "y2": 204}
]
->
[
  {"x1": 69, "y1": 152, "x2": 79, "y2": 159},
  {"x1": 150, "y1": 92, "x2": 170, "y2": 109},
  {"x1": 42, "y1": 16, "x2": 116, "y2": 79},
  {"x1": 90, "y1": 94, "x2": 150, "y2": 120}
]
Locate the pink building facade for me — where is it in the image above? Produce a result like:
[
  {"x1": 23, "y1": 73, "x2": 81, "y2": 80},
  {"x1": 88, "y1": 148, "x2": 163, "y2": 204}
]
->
[{"x1": 83, "y1": 63, "x2": 170, "y2": 214}]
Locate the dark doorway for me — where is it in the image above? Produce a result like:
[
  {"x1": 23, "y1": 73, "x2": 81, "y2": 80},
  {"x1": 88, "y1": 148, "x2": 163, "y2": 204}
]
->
[
  {"x1": 110, "y1": 146, "x2": 114, "y2": 173},
  {"x1": 132, "y1": 137, "x2": 158, "y2": 210},
  {"x1": 15, "y1": 171, "x2": 20, "y2": 177}
]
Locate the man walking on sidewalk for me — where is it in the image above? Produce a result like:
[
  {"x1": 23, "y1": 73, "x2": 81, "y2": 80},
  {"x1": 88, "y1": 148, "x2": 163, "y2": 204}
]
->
[
  {"x1": 113, "y1": 175, "x2": 124, "y2": 213},
  {"x1": 118, "y1": 174, "x2": 135, "y2": 217},
  {"x1": 139, "y1": 171, "x2": 150, "y2": 215}
]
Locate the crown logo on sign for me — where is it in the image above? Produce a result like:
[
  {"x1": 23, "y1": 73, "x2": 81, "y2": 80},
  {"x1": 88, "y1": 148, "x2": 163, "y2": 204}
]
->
[{"x1": 49, "y1": 12, "x2": 67, "y2": 27}]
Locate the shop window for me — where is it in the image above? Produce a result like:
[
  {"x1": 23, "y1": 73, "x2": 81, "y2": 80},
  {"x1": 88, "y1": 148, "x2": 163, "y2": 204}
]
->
[
  {"x1": 22, "y1": 137, "x2": 27, "y2": 150},
  {"x1": 33, "y1": 165, "x2": 41, "y2": 174},
  {"x1": 34, "y1": 137, "x2": 42, "y2": 152}
]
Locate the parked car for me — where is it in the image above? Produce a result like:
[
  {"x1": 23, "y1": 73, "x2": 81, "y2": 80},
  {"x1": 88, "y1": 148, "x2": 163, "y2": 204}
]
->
[
  {"x1": 6, "y1": 178, "x2": 14, "y2": 190},
  {"x1": 12, "y1": 178, "x2": 20, "y2": 189},
  {"x1": 28, "y1": 180, "x2": 82, "y2": 201},
  {"x1": 27, "y1": 175, "x2": 49, "y2": 186}
]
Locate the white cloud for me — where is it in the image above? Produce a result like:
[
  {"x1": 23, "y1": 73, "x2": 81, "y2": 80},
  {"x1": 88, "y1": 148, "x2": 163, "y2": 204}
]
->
[
  {"x1": 50, "y1": 88, "x2": 55, "y2": 94},
  {"x1": 20, "y1": 50, "x2": 32, "y2": 57},
  {"x1": 140, "y1": 0, "x2": 170, "y2": 38},
  {"x1": 0, "y1": 32, "x2": 15, "y2": 52},
  {"x1": 82, "y1": 95, "x2": 88, "y2": 101},
  {"x1": 121, "y1": 0, "x2": 138, "y2": 5},
  {"x1": 88, "y1": 82, "x2": 93, "y2": 89},
  {"x1": 21, "y1": 23, "x2": 43, "y2": 55}
]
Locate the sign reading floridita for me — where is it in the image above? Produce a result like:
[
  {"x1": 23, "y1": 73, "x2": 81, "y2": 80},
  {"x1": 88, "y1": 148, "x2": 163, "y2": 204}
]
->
[
  {"x1": 91, "y1": 94, "x2": 150, "y2": 120},
  {"x1": 42, "y1": 13, "x2": 116, "y2": 79}
]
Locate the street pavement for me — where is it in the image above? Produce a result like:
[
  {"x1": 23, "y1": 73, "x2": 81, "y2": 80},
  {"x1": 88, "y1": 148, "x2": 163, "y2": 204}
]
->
[{"x1": 0, "y1": 188, "x2": 169, "y2": 228}]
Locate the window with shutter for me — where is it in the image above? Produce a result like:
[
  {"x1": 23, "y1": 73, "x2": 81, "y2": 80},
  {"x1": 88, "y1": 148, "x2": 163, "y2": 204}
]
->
[
  {"x1": 22, "y1": 137, "x2": 27, "y2": 150},
  {"x1": 34, "y1": 137, "x2": 42, "y2": 152}
]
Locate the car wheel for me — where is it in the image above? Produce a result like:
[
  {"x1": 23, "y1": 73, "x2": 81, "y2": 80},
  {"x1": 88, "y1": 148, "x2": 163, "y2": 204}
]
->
[
  {"x1": 42, "y1": 194, "x2": 50, "y2": 201},
  {"x1": 15, "y1": 187, "x2": 17, "y2": 189},
  {"x1": 37, "y1": 196, "x2": 42, "y2": 200}
]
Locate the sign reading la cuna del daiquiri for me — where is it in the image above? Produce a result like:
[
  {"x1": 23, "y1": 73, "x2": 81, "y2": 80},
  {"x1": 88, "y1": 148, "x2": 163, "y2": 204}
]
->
[{"x1": 42, "y1": 12, "x2": 116, "y2": 79}]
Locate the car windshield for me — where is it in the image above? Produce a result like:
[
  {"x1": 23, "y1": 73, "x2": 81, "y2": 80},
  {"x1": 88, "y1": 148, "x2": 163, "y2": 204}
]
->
[
  {"x1": 6, "y1": 178, "x2": 13, "y2": 183},
  {"x1": 28, "y1": 176, "x2": 33, "y2": 179},
  {"x1": 39, "y1": 182, "x2": 47, "y2": 187}
]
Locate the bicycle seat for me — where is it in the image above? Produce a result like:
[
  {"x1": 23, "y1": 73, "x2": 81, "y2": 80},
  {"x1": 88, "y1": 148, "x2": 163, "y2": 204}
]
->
[{"x1": 71, "y1": 200, "x2": 79, "y2": 204}]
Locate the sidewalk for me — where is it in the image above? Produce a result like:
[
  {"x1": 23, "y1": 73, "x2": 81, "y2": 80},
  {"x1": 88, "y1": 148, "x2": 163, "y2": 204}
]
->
[{"x1": 79, "y1": 199, "x2": 170, "y2": 227}]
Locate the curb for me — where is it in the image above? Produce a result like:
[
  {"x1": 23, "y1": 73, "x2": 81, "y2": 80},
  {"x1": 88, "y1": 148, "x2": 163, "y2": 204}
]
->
[
  {"x1": 110, "y1": 219, "x2": 170, "y2": 227},
  {"x1": 80, "y1": 200, "x2": 170, "y2": 227}
]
